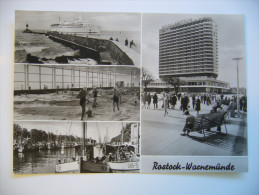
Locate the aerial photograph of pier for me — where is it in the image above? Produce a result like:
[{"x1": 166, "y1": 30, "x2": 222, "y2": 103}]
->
[
  {"x1": 13, "y1": 121, "x2": 140, "y2": 174},
  {"x1": 15, "y1": 11, "x2": 141, "y2": 66}
]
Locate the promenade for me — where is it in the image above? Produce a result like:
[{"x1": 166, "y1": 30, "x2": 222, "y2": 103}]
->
[{"x1": 141, "y1": 99, "x2": 247, "y2": 156}]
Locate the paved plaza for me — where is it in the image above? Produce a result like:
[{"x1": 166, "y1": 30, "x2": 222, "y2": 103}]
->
[{"x1": 141, "y1": 99, "x2": 247, "y2": 156}]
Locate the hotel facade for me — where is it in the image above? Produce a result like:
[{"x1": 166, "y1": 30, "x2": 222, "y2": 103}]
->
[{"x1": 149, "y1": 17, "x2": 229, "y2": 93}]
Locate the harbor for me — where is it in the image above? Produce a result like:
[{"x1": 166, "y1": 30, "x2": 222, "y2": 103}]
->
[
  {"x1": 15, "y1": 12, "x2": 141, "y2": 65},
  {"x1": 13, "y1": 121, "x2": 140, "y2": 174}
]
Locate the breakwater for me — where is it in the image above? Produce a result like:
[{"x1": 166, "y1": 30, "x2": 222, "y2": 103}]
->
[{"x1": 48, "y1": 33, "x2": 134, "y2": 65}]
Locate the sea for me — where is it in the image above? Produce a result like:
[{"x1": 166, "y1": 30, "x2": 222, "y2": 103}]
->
[
  {"x1": 15, "y1": 29, "x2": 140, "y2": 65},
  {"x1": 13, "y1": 147, "x2": 79, "y2": 174}
]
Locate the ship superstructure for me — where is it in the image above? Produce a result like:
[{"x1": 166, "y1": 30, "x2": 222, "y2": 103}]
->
[{"x1": 50, "y1": 16, "x2": 100, "y2": 35}]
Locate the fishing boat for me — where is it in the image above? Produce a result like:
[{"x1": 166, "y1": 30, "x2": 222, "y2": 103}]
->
[
  {"x1": 55, "y1": 122, "x2": 81, "y2": 173},
  {"x1": 106, "y1": 144, "x2": 140, "y2": 173},
  {"x1": 50, "y1": 16, "x2": 100, "y2": 36},
  {"x1": 107, "y1": 123, "x2": 140, "y2": 173}
]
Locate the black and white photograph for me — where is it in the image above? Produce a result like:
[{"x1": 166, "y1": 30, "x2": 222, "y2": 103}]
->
[
  {"x1": 141, "y1": 14, "x2": 247, "y2": 163},
  {"x1": 14, "y1": 64, "x2": 140, "y2": 121},
  {"x1": 13, "y1": 121, "x2": 140, "y2": 174},
  {"x1": 15, "y1": 11, "x2": 141, "y2": 66}
]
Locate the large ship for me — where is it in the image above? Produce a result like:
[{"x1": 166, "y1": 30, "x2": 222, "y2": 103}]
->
[{"x1": 50, "y1": 16, "x2": 101, "y2": 36}]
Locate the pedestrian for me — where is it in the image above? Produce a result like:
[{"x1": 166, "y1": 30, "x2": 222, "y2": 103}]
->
[
  {"x1": 203, "y1": 94, "x2": 207, "y2": 104},
  {"x1": 172, "y1": 94, "x2": 177, "y2": 109},
  {"x1": 130, "y1": 40, "x2": 136, "y2": 48},
  {"x1": 153, "y1": 93, "x2": 158, "y2": 109},
  {"x1": 195, "y1": 97, "x2": 201, "y2": 114},
  {"x1": 192, "y1": 94, "x2": 196, "y2": 109},
  {"x1": 181, "y1": 94, "x2": 189, "y2": 113},
  {"x1": 147, "y1": 93, "x2": 151, "y2": 109},
  {"x1": 77, "y1": 87, "x2": 90, "y2": 120},
  {"x1": 113, "y1": 87, "x2": 120, "y2": 112},
  {"x1": 163, "y1": 93, "x2": 169, "y2": 116},
  {"x1": 125, "y1": 38, "x2": 128, "y2": 46}
]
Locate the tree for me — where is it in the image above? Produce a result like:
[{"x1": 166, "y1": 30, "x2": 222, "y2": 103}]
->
[
  {"x1": 142, "y1": 67, "x2": 154, "y2": 89},
  {"x1": 161, "y1": 76, "x2": 181, "y2": 94}
]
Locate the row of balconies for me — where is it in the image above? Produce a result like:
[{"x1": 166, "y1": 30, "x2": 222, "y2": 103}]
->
[
  {"x1": 159, "y1": 63, "x2": 215, "y2": 68},
  {"x1": 160, "y1": 42, "x2": 214, "y2": 48},
  {"x1": 159, "y1": 40, "x2": 217, "y2": 47},
  {"x1": 159, "y1": 62, "x2": 215, "y2": 67},
  {"x1": 160, "y1": 35, "x2": 214, "y2": 44},
  {"x1": 160, "y1": 58, "x2": 214, "y2": 64},
  {"x1": 160, "y1": 29, "x2": 216, "y2": 38},
  {"x1": 161, "y1": 22, "x2": 213, "y2": 34},
  {"x1": 160, "y1": 28, "x2": 215, "y2": 37},
  {"x1": 159, "y1": 53, "x2": 215, "y2": 59},
  {"x1": 159, "y1": 53, "x2": 215, "y2": 58},
  {"x1": 160, "y1": 32, "x2": 214, "y2": 41},
  {"x1": 160, "y1": 49, "x2": 214, "y2": 55},
  {"x1": 159, "y1": 69, "x2": 215, "y2": 74},
  {"x1": 160, "y1": 38, "x2": 213, "y2": 45},
  {"x1": 160, "y1": 28, "x2": 213, "y2": 37},
  {"x1": 160, "y1": 48, "x2": 214, "y2": 55},
  {"x1": 159, "y1": 43, "x2": 215, "y2": 50}
]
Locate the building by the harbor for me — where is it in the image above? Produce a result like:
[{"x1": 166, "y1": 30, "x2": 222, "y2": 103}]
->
[{"x1": 154, "y1": 17, "x2": 229, "y2": 93}]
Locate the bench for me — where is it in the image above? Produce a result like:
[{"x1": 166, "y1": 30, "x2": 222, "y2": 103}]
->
[{"x1": 183, "y1": 111, "x2": 228, "y2": 139}]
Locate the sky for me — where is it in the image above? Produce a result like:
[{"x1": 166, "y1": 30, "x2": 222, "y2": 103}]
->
[
  {"x1": 15, "y1": 11, "x2": 141, "y2": 32},
  {"x1": 14, "y1": 121, "x2": 134, "y2": 142},
  {"x1": 142, "y1": 13, "x2": 246, "y2": 88}
]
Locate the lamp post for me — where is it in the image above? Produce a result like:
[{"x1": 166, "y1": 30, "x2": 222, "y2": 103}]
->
[{"x1": 232, "y1": 58, "x2": 242, "y2": 117}]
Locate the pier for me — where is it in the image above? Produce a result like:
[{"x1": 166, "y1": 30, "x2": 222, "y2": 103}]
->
[{"x1": 47, "y1": 33, "x2": 134, "y2": 65}]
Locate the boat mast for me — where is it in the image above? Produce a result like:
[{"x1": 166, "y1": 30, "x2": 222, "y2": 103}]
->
[
  {"x1": 82, "y1": 122, "x2": 86, "y2": 156},
  {"x1": 121, "y1": 122, "x2": 124, "y2": 144}
]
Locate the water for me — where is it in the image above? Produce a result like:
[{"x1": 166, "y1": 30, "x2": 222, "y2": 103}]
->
[{"x1": 13, "y1": 147, "x2": 79, "y2": 174}]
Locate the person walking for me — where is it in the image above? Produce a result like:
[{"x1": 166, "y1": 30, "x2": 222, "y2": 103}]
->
[
  {"x1": 172, "y1": 94, "x2": 177, "y2": 109},
  {"x1": 195, "y1": 96, "x2": 201, "y2": 115},
  {"x1": 192, "y1": 94, "x2": 196, "y2": 109},
  {"x1": 113, "y1": 87, "x2": 120, "y2": 112},
  {"x1": 77, "y1": 87, "x2": 90, "y2": 121},
  {"x1": 147, "y1": 93, "x2": 151, "y2": 109},
  {"x1": 153, "y1": 93, "x2": 158, "y2": 109},
  {"x1": 163, "y1": 93, "x2": 169, "y2": 116},
  {"x1": 181, "y1": 94, "x2": 189, "y2": 113}
]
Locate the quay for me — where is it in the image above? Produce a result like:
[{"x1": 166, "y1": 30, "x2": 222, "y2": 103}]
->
[
  {"x1": 23, "y1": 28, "x2": 135, "y2": 65},
  {"x1": 47, "y1": 33, "x2": 134, "y2": 65}
]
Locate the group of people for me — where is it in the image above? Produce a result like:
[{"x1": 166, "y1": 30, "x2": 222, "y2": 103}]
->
[
  {"x1": 109, "y1": 37, "x2": 137, "y2": 48},
  {"x1": 141, "y1": 92, "x2": 245, "y2": 117},
  {"x1": 77, "y1": 86, "x2": 125, "y2": 120},
  {"x1": 125, "y1": 38, "x2": 136, "y2": 48},
  {"x1": 77, "y1": 87, "x2": 98, "y2": 120}
]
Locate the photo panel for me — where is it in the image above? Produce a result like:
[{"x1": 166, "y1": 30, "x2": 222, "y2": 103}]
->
[
  {"x1": 14, "y1": 64, "x2": 140, "y2": 121},
  {"x1": 15, "y1": 11, "x2": 141, "y2": 66},
  {"x1": 13, "y1": 121, "x2": 140, "y2": 174},
  {"x1": 141, "y1": 13, "x2": 247, "y2": 173}
]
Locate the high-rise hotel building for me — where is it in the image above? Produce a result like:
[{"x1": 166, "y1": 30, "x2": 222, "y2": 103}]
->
[{"x1": 157, "y1": 17, "x2": 229, "y2": 93}]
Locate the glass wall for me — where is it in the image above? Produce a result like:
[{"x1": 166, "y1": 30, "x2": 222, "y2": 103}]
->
[{"x1": 14, "y1": 65, "x2": 140, "y2": 90}]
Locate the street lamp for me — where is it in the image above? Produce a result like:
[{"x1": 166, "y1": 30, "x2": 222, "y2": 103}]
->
[{"x1": 232, "y1": 57, "x2": 242, "y2": 117}]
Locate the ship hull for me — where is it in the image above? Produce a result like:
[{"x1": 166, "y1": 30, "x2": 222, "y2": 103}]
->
[
  {"x1": 55, "y1": 161, "x2": 80, "y2": 173},
  {"x1": 81, "y1": 161, "x2": 110, "y2": 173},
  {"x1": 108, "y1": 161, "x2": 140, "y2": 173}
]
